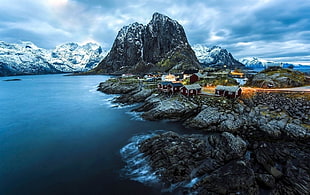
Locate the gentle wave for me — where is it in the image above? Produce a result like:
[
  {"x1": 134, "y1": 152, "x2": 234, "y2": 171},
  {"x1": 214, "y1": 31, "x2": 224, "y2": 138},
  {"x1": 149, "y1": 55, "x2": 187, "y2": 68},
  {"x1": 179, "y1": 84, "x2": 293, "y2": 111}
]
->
[
  {"x1": 125, "y1": 111, "x2": 145, "y2": 121},
  {"x1": 119, "y1": 131, "x2": 203, "y2": 194},
  {"x1": 120, "y1": 133, "x2": 160, "y2": 185}
]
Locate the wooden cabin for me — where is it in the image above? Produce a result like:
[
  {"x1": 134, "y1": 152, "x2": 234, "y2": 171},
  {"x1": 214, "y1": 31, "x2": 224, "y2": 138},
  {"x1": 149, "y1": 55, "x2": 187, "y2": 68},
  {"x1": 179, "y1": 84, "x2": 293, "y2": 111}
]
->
[
  {"x1": 167, "y1": 82, "x2": 183, "y2": 93},
  {"x1": 183, "y1": 69, "x2": 199, "y2": 80},
  {"x1": 189, "y1": 72, "x2": 208, "y2": 84},
  {"x1": 215, "y1": 85, "x2": 242, "y2": 98},
  {"x1": 181, "y1": 84, "x2": 202, "y2": 96},
  {"x1": 158, "y1": 81, "x2": 172, "y2": 92}
]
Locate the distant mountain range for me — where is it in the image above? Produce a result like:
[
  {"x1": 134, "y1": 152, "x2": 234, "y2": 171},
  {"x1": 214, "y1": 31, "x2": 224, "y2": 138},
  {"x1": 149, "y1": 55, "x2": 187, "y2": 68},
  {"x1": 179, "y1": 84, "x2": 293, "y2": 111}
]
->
[
  {"x1": 239, "y1": 57, "x2": 310, "y2": 69},
  {"x1": 0, "y1": 41, "x2": 107, "y2": 76}
]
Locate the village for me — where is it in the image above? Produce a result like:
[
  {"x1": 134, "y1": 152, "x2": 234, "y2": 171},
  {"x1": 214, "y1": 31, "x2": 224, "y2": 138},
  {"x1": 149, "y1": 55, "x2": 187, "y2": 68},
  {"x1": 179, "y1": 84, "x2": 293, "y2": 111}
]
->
[
  {"x1": 120, "y1": 68, "x2": 255, "y2": 99},
  {"x1": 117, "y1": 62, "x2": 310, "y2": 100}
]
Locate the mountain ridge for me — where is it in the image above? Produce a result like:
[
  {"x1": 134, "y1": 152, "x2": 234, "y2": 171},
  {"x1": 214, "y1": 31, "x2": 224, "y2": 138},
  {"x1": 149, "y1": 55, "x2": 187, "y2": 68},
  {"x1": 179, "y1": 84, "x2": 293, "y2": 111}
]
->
[
  {"x1": 192, "y1": 44, "x2": 244, "y2": 69},
  {"x1": 0, "y1": 41, "x2": 107, "y2": 76}
]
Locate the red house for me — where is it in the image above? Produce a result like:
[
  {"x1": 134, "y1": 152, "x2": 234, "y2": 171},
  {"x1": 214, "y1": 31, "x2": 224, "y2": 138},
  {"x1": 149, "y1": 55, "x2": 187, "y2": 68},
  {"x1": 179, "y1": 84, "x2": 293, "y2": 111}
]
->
[
  {"x1": 158, "y1": 81, "x2": 172, "y2": 93},
  {"x1": 167, "y1": 82, "x2": 183, "y2": 93},
  {"x1": 215, "y1": 85, "x2": 242, "y2": 98},
  {"x1": 181, "y1": 84, "x2": 202, "y2": 96},
  {"x1": 189, "y1": 72, "x2": 208, "y2": 84}
]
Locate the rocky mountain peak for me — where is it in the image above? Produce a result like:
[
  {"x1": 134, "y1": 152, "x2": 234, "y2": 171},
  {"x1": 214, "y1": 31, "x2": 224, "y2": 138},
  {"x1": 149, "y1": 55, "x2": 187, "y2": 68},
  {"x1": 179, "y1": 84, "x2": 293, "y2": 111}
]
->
[
  {"x1": 92, "y1": 13, "x2": 200, "y2": 74},
  {"x1": 192, "y1": 44, "x2": 244, "y2": 69}
]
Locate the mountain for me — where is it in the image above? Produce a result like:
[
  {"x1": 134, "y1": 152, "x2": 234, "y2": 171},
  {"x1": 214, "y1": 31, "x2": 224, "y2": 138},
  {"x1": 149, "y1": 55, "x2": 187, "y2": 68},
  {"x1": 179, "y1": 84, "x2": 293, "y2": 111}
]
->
[
  {"x1": 0, "y1": 41, "x2": 107, "y2": 76},
  {"x1": 92, "y1": 12, "x2": 201, "y2": 74},
  {"x1": 192, "y1": 44, "x2": 244, "y2": 69},
  {"x1": 239, "y1": 57, "x2": 282, "y2": 69}
]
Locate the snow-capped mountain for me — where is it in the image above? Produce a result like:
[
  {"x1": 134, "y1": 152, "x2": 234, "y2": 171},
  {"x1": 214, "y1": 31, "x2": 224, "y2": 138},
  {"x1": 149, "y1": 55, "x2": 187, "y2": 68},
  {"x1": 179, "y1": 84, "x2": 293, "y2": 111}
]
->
[
  {"x1": 0, "y1": 41, "x2": 107, "y2": 76},
  {"x1": 93, "y1": 12, "x2": 200, "y2": 74},
  {"x1": 240, "y1": 57, "x2": 274, "y2": 68},
  {"x1": 192, "y1": 44, "x2": 244, "y2": 69}
]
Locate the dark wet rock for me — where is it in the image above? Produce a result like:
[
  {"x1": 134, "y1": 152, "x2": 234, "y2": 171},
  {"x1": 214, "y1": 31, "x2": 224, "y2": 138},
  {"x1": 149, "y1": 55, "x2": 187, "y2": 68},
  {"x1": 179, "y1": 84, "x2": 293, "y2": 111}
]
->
[
  {"x1": 134, "y1": 131, "x2": 310, "y2": 194},
  {"x1": 256, "y1": 174, "x2": 275, "y2": 189},
  {"x1": 253, "y1": 141, "x2": 310, "y2": 194},
  {"x1": 139, "y1": 131, "x2": 249, "y2": 193},
  {"x1": 193, "y1": 160, "x2": 258, "y2": 195}
]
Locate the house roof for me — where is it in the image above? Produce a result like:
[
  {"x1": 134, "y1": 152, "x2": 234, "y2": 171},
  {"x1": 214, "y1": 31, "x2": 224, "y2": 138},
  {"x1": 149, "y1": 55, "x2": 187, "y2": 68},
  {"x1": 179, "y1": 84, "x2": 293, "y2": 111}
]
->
[
  {"x1": 193, "y1": 72, "x2": 208, "y2": 78},
  {"x1": 168, "y1": 82, "x2": 183, "y2": 87},
  {"x1": 215, "y1": 85, "x2": 241, "y2": 92},
  {"x1": 182, "y1": 84, "x2": 202, "y2": 90},
  {"x1": 160, "y1": 81, "x2": 172, "y2": 85},
  {"x1": 183, "y1": 69, "x2": 199, "y2": 74}
]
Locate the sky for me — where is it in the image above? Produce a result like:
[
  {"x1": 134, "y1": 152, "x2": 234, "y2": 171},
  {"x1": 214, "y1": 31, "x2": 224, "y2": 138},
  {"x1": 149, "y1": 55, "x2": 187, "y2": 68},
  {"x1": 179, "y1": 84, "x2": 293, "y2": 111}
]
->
[{"x1": 1, "y1": 0, "x2": 310, "y2": 65}]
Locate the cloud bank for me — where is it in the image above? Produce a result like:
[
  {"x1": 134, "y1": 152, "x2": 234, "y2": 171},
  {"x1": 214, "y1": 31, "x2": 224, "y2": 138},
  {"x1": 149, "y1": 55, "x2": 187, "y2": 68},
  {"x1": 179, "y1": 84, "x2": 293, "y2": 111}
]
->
[{"x1": 1, "y1": 0, "x2": 309, "y2": 64}]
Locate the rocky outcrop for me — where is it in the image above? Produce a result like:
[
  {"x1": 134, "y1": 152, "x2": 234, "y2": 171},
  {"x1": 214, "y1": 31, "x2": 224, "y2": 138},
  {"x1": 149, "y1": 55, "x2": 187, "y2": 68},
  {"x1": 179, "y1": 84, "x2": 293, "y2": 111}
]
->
[
  {"x1": 92, "y1": 13, "x2": 200, "y2": 74},
  {"x1": 133, "y1": 131, "x2": 310, "y2": 194},
  {"x1": 138, "y1": 131, "x2": 257, "y2": 194},
  {"x1": 185, "y1": 92, "x2": 310, "y2": 140},
  {"x1": 99, "y1": 77, "x2": 310, "y2": 194},
  {"x1": 137, "y1": 94, "x2": 199, "y2": 121},
  {"x1": 246, "y1": 67, "x2": 307, "y2": 88}
]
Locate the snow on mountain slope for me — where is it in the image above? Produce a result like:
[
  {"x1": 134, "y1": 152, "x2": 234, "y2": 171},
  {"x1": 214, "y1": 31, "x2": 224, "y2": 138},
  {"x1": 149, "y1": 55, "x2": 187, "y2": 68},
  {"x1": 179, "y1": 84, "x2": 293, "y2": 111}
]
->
[
  {"x1": 0, "y1": 41, "x2": 108, "y2": 76},
  {"x1": 239, "y1": 57, "x2": 269, "y2": 68},
  {"x1": 192, "y1": 44, "x2": 244, "y2": 69}
]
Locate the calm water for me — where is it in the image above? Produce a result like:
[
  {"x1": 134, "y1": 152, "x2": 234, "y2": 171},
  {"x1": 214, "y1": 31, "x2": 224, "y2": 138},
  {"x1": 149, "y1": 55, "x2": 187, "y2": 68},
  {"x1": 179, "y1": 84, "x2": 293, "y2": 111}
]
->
[{"x1": 0, "y1": 74, "x2": 187, "y2": 195}]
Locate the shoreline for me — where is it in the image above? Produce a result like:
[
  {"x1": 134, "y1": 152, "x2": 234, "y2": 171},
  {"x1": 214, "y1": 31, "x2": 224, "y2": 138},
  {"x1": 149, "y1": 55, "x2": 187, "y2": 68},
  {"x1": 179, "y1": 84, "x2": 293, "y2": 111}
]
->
[{"x1": 98, "y1": 77, "x2": 310, "y2": 194}]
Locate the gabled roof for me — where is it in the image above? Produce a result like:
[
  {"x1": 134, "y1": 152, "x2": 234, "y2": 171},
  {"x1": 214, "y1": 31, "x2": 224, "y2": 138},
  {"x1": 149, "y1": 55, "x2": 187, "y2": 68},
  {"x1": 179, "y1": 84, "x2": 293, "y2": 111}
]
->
[
  {"x1": 193, "y1": 72, "x2": 208, "y2": 78},
  {"x1": 167, "y1": 82, "x2": 183, "y2": 87},
  {"x1": 182, "y1": 84, "x2": 202, "y2": 90},
  {"x1": 215, "y1": 85, "x2": 241, "y2": 92},
  {"x1": 160, "y1": 81, "x2": 173, "y2": 85},
  {"x1": 183, "y1": 69, "x2": 199, "y2": 74}
]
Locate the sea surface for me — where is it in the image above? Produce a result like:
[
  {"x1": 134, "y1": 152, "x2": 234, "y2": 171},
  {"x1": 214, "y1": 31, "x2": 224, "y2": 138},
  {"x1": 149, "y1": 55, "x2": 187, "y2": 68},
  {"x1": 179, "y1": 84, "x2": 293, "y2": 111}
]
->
[{"x1": 0, "y1": 74, "x2": 187, "y2": 195}]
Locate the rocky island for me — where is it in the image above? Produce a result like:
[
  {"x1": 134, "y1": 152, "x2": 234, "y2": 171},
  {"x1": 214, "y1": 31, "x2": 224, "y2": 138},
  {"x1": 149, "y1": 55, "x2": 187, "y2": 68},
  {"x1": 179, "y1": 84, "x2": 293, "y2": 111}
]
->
[
  {"x1": 93, "y1": 12, "x2": 309, "y2": 195},
  {"x1": 99, "y1": 75, "x2": 310, "y2": 194}
]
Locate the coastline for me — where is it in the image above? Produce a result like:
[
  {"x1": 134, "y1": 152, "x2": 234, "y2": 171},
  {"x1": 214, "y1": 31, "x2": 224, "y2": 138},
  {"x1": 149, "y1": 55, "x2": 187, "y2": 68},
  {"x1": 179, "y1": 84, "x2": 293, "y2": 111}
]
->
[{"x1": 98, "y1": 77, "x2": 310, "y2": 194}]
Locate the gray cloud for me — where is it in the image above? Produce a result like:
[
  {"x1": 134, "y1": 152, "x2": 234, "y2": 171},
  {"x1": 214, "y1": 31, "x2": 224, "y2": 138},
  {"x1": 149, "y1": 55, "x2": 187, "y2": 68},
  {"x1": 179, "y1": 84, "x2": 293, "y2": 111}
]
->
[{"x1": 0, "y1": 0, "x2": 309, "y2": 64}]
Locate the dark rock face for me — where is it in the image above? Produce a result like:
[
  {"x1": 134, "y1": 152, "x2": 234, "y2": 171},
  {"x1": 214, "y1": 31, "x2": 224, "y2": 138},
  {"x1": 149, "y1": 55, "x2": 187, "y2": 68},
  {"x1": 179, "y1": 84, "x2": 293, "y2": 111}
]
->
[
  {"x1": 135, "y1": 131, "x2": 310, "y2": 194},
  {"x1": 96, "y1": 23, "x2": 145, "y2": 73},
  {"x1": 93, "y1": 13, "x2": 200, "y2": 74},
  {"x1": 138, "y1": 131, "x2": 258, "y2": 194},
  {"x1": 143, "y1": 13, "x2": 189, "y2": 64}
]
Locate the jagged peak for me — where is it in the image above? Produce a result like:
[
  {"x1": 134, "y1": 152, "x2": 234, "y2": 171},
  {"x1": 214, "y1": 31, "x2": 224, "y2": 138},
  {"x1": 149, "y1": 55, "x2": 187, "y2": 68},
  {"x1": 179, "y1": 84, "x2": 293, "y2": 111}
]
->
[{"x1": 151, "y1": 12, "x2": 169, "y2": 22}]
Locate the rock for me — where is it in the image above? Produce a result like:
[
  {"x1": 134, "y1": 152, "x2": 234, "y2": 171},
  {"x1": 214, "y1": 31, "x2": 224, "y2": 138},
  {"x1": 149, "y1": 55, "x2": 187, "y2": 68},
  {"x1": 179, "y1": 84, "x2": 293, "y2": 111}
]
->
[
  {"x1": 185, "y1": 106, "x2": 223, "y2": 130},
  {"x1": 256, "y1": 174, "x2": 275, "y2": 189},
  {"x1": 98, "y1": 78, "x2": 139, "y2": 94},
  {"x1": 193, "y1": 160, "x2": 258, "y2": 195},
  {"x1": 138, "y1": 131, "x2": 250, "y2": 193},
  {"x1": 246, "y1": 67, "x2": 306, "y2": 88},
  {"x1": 284, "y1": 123, "x2": 310, "y2": 139},
  {"x1": 92, "y1": 12, "x2": 200, "y2": 74},
  {"x1": 140, "y1": 95, "x2": 199, "y2": 121}
]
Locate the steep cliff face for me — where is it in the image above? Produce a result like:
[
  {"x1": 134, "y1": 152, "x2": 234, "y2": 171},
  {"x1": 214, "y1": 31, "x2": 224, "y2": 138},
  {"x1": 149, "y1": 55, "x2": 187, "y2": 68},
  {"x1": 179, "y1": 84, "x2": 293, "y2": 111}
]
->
[{"x1": 93, "y1": 13, "x2": 200, "y2": 74}]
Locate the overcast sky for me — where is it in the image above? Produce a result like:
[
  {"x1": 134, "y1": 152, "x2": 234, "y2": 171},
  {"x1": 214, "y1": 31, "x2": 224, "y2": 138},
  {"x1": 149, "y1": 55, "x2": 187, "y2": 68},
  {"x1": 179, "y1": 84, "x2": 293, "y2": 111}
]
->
[{"x1": 1, "y1": 0, "x2": 310, "y2": 64}]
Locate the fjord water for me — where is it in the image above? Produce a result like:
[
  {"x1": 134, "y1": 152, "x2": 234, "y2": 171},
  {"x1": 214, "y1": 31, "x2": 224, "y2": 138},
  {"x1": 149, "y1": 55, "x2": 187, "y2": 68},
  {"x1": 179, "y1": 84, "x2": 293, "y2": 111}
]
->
[{"x1": 0, "y1": 74, "x2": 185, "y2": 194}]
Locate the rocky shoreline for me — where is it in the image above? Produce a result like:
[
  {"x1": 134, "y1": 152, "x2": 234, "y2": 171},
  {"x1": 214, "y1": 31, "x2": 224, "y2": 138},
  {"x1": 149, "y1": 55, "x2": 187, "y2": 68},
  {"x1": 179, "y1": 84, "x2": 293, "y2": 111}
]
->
[{"x1": 98, "y1": 78, "x2": 310, "y2": 194}]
